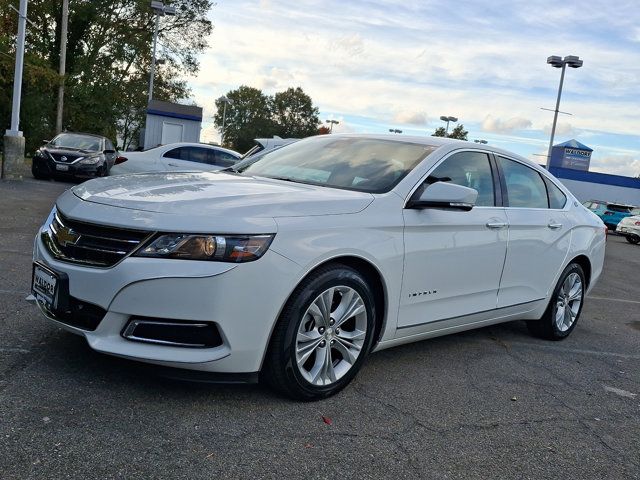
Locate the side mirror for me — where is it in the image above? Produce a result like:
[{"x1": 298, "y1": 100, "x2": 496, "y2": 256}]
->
[
  {"x1": 114, "y1": 156, "x2": 128, "y2": 165},
  {"x1": 407, "y1": 181, "x2": 478, "y2": 211},
  {"x1": 104, "y1": 149, "x2": 116, "y2": 155}
]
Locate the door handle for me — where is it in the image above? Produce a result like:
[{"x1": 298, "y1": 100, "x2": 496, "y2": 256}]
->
[
  {"x1": 486, "y1": 221, "x2": 507, "y2": 229},
  {"x1": 548, "y1": 222, "x2": 563, "y2": 230}
]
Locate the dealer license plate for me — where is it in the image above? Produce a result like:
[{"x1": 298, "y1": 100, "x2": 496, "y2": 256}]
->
[
  {"x1": 55, "y1": 164, "x2": 69, "y2": 171},
  {"x1": 32, "y1": 264, "x2": 58, "y2": 309}
]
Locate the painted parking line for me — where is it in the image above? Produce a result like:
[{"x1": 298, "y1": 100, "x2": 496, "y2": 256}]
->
[
  {"x1": 507, "y1": 341, "x2": 640, "y2": 360},
  {"x1": 587, "y1": 296, "x2": 640, "y2": 305}
]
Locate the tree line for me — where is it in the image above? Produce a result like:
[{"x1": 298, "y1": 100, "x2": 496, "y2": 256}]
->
[{"x1": 0, "y1": 0, "x2": 212, "y2": 154}]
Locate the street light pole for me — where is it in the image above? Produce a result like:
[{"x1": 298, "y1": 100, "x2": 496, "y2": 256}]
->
[
  {"x1": 219, "y1": 96, "x2": 233, "y2": 144},
  {"x1": 439, "y1": 115, "x2": 458, "y2": 136},
  {"x1": 148, "y1": 13, "x2": 160, "y2": 103},
  {"x1": 326, "y1": 119, "x2": 339, "y2": 133},
  {"x1": 148, "y1": 1, "x2": 175, "y2": 103},
  {"x1": 55, "y1": 0, "x2": 69, "y2": 134},
  {"x1": 545, "y1": 55, "x2": 583, "y2": 169},
  {"x1": 6, "y1": 0, "x2": 28, "y2": 136}
]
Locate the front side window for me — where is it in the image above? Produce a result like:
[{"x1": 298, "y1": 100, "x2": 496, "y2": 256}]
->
[
  {"x1": 498, "y1": 157, "x2": 548, "y2": 208},
  {"x1": 427, "y1": 151, "x2": 496, "y2": 206},
  {"x1": 239, "y1": 136, "x2": 436, "y2": 193}
]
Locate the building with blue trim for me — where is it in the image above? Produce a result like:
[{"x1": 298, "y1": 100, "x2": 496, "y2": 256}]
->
[
  {"x1": 142, "y1": 100, "x2": 203, "y2": 149},
  {"x1": 548, "y1": 139, "x2": 639, "y2": 205}
]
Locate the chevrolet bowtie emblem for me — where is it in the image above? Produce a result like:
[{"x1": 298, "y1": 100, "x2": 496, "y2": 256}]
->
[{"x1": 56, "y1": 226, "x2": 80, "y2": 247}]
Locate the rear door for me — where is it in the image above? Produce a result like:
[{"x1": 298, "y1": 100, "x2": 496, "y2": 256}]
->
[
  {"x1": 496, "y1": 156, "x2": 571, "y2": 307},
  {"x1": 398, "y1": 150, "x2": 508, "y2": 328}
]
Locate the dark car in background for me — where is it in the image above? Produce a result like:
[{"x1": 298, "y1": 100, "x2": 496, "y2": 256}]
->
[{"x1": 32, "y1": 132, "x2": 120, "y2": 180}]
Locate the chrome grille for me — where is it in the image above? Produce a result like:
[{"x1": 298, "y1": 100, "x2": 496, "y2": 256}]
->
[
  {"x1": 49, "y1": 152, "x2": 82, "y2": 163},
  {"x1": 42, "y1": 212, "x2": 152, "y2": 267}
]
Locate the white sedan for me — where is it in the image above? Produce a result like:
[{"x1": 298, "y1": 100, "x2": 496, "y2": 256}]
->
[
  {"x1": 32, "y1": 134, "x2": 606, "y2": 400},
  {"x1": 110, "y1": 142, "x2": 241, "y2": 175},
  {"x1": 616, "y1": 215, "x2": 640, "y2": 244}
]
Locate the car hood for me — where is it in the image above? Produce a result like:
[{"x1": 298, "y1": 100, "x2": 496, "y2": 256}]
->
[{"x1": 70, "y1": 171, "x2": 374, "y2": 218}]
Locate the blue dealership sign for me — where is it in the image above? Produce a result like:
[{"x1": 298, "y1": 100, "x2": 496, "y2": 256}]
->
[{"x1": 549, "y1": 139, "x2": 593, "y2": 171}]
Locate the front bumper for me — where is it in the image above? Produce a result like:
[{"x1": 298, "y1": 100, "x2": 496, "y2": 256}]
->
[
  {"x1": 32, "y1": 156, "x2": 102, "y2": 178},
  {"x1": 33, "y1": 233, "x2": 301, "y2": 373}
]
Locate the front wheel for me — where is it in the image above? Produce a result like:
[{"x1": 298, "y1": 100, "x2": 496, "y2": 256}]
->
[
  {"x1": 263, "y1": 264, "x2": 377, "y2": 400},
  {"x1": 625, "y1": 234, "x2": 640, "y2": 244},
  {"x1": 527, "y1": 263, "x2": 585, "y2": 340}
]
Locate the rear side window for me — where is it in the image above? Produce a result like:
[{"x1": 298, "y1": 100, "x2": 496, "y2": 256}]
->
[
  {"x1": 498, "y1": 156, "x2": 548, "y2": 208},
  {"x1": 543, "y1": 177, "x2": 567, "y2": 209},
  {"x1": 164, "y1": 147, "x2": 187, "y2": 160},
  {"x1": 607, "y1": 204, "x2": 631, "y2": 213},
  {"x1": 207, "y1": 150, "x2": 238, "y2": 167}
]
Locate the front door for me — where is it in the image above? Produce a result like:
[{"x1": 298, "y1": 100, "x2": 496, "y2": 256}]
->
[{"x1": 398, "y1": 151, "x2": 508, "y2": 329}]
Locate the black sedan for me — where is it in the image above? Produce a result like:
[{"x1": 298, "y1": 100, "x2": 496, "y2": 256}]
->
[{"x1": 32, "y1": 132, "x2": 121, "y2": 180}]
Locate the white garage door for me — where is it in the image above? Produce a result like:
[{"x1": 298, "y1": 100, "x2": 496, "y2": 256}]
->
[{"x1": 161, "y1": 122, "x2": 184, "y2": 144}]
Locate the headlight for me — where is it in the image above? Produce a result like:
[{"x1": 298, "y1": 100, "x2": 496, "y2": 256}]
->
[
  {"x1": 135, "y1": 233, "x2": 275, "y2": 262},
  {"x1": 79, "y1": 156, "x2": 100, "y2": 165}
]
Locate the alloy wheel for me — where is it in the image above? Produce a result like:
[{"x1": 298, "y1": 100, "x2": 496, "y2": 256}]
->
[
  {"x1": 295, "y1": 286, "x2": 368, "y2": 386},
  {"x1": 555, "y1": 272, "x2": 583, "y2": 332}
]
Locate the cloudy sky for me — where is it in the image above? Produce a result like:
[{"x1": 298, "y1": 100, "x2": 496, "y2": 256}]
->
[{"x1": 184, "y1": 0, "x2": 640, "y2": 177}]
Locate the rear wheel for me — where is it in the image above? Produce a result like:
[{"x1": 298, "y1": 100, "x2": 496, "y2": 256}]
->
[
  {"x1": 263, "y1": 264, "x2": 376, "y2": 400},
  {"x1": 527, "y1": 263, "x2": 585, "y2": 340},
  {"x1": 625, "y1": 234, "x2": 640, "y2": 244}
]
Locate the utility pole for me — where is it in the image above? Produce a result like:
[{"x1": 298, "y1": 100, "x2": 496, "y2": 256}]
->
[
  {"x1": 55, "y1": 0, "x2": 69, "y2": 134},
  {"x1": 2, "y1": 0, "x2": 28, "y2": 179}
]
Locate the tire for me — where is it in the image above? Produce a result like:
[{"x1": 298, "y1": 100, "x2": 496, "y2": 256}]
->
[
  {"x1": 527, "y1": 263, "x2": 585, "y2": 341},
  {"x1": 625, "y1": 234, "x2": 640, "y2": 245},
  {"x1": 263, "y1": 264, "x2": 377, "y2": 400},
  {"x1": 31, "y1": 165, "x2": 48, "y2": 180}
]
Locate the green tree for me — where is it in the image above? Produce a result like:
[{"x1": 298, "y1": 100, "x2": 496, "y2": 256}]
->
[
  {"x1": 213, "y1": 86, "x2": 275, "y2": 153},
  {"x1": 0, "y1": 0, "x2": 213, "y2": 153},
  {"x1": 431, "y1": 124, "x2": 468, "y2": 140},
  {"x1": 271, "y1": 87, "x2": 319, "y2": 138},
  {"x1": 214, "y1": 86, "x2": 321, "y2": 152}
]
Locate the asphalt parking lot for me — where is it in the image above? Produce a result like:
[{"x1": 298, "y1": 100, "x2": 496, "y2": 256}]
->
[{"x1": 0, "y1": 178, "x2": 638, "y2": 480}]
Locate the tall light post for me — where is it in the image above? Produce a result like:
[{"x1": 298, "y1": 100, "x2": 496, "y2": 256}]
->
[
  {"x1": 545, "y1": 55, "x2": 583, "y2": 168},
  {"x1": 474, "y1": 139, "x2": 488, "y2": 144},
  {"x1": 148, "y1": 1, "x2": 176, "y2": 103},
  {"x1": 218, "y1": 95, "x2": 233, "y2": 144},
  {"x1": 55, "y1": 0, "x2": 69, "y2": 134},
  {"x1": 2, "y1": 0, "x2": 28, "y2": 179},
  {"x1": 325, "y1": 119, "x2": 339, "y2": 133},
  {"x1": 439, "y1": 115, "x2": 458, "y2": 135}
]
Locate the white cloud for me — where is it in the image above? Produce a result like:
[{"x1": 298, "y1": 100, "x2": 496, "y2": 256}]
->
[
  {"x1": 543, "y1": 122, "x2": 577, "y2": 137},
  {"x1": 393, "y1": 110, "x2": 427, "y2": 126},
  {"x1": 590, "y1": 155, "x2": 640, "y2": 176},
  {"x1": 482, "y1": 116, "x2": 532, "y2": 134}
]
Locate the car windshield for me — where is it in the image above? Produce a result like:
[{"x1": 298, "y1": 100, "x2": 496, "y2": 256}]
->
[
  {"x1": 238, "y1": 136, "x2": 436, "y2": 193},
  {"x1": 50, "y1": 134, "x2": 101, "y2": 152}
]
